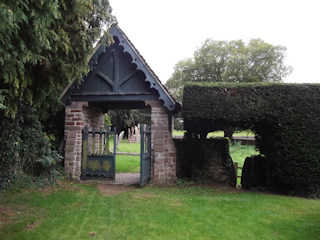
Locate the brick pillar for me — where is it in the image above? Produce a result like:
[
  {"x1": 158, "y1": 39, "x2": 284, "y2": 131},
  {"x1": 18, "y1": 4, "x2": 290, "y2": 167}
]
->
[
  {"x1": 64, "y1": 102, "x2": 104, "y2": 180},
  {"x1": 148, "y1": 101, "x2": 177, "y2": 185}
]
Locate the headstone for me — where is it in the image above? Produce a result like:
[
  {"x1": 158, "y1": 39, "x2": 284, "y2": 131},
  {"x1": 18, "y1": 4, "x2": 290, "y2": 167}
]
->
[
  {"x1": 134, "y1": 126, "x2": 138, "y2": 142},
  {"x1": 130, "y1": 127, "x2": 135, "y2": 143},
  {"x1": 128, "y1": 128, "x2": 131, "y2": 141},
  {"x1": 116, "y1": 131, "x2": 124, "y2": 149},
  {"x1": 136, "y1": 124, "x2": 141, "y2": 142}
]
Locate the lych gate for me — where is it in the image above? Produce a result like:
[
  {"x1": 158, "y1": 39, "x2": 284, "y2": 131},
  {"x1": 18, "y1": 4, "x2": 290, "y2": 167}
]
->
[{"x1": 61, "y1": 26, "x2": 180, "y2": 185}]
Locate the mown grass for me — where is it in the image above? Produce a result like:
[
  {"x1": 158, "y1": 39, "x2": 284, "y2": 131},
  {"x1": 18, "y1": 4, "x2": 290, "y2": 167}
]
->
[
  {"x1": 173, "y1": 130, "x2": 255, "y2": 137},
  {"x1": 116, "y1": 155, "x2": 140, "y2": 173},
  {"x1": 1, "y1": 181, "x2": 319, "y2": 240},
  {"x1": 115, "y1": 139, "x2": 258, "y2": 176},
  {"x1": 117, "y1": 141, "x2": 140, "y2": 153},
  {"x1": 116, "y1": 140, "x2": 140, "y2": 173}
]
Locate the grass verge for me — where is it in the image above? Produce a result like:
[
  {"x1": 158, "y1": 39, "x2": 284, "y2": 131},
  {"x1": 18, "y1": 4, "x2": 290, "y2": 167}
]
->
[{"x1": 0, "y1": 181, "x2": 319, "y2": 240}]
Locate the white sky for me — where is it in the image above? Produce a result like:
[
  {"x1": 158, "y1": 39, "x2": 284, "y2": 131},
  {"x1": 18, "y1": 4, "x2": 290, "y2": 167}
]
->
[{"x1": 109, "y1": 0, "x2": 320, "y2": 84}]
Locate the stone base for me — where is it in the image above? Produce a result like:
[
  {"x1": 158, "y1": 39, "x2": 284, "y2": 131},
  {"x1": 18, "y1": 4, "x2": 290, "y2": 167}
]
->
[{"x1": 152, "y1": 178, "x2": 177, "y2": 186}]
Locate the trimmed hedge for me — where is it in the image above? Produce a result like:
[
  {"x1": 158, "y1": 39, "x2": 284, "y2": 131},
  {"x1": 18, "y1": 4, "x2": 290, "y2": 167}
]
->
[{"x1": 183, "y1": 83, "x2": 320, "y2": 197}]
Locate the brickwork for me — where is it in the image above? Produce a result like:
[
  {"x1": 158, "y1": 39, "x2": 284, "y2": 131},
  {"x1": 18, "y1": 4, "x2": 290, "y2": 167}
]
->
[
  {"x1": 64, "y1": 102, "x2": 104, "y2": 179},
  {"x1": 64, "y1": 100, "x2": 177, "y2": 184},
  {"x1": 150, "y1": 103, "x2": 177, "y2": 185}
]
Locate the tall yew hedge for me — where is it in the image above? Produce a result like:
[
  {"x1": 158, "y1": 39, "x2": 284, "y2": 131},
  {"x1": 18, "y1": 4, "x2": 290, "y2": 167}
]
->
[{"x1": 183, "y1": 83, "x2": 320, "y2": 197}]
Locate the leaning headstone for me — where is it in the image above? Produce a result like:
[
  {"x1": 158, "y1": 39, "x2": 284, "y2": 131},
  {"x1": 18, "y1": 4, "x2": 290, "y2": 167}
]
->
[{"x1": 116, "y1": 131, "x2": 124, "y2": 150}]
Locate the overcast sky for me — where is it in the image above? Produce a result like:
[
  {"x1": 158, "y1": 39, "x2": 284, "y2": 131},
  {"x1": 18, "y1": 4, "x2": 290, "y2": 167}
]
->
[{"x1": 109, "y1": 0, "x2": 320, "y2": 84}]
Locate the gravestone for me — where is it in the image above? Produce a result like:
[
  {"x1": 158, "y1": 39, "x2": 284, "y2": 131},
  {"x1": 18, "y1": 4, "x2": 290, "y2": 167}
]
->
[{"x1": 116, "y1": 131, "x2": 124, "y2": 150}]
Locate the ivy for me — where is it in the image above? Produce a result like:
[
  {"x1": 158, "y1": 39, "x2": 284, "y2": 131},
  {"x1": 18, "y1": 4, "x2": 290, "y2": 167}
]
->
[{"x1": 0, "y1": 103, "x2": 63, "y2": 189}]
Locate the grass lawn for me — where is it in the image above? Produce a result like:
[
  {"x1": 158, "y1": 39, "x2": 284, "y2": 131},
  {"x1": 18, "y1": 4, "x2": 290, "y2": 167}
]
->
[
  {"x1": 117, "y1": 141, "x2": 140, "y2": 153},
  {"x1": 173, "y1": 130, "x2": 255, "y2": 137},
  {"x1": 116, "y1": 140, "x2": 140, "y2": 173},
  {"x1": 116, "y1": 140, "x2": 258, "y2": 177},
  {"x1": 1, "y1": 181, "x2": 319, "y2": 240},
  {"x1": 116, "y1": 155, "x2": 140, "y2": 173}
]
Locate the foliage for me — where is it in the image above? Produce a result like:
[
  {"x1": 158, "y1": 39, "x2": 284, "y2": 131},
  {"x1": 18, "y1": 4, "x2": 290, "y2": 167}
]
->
[
  {"x1": 1, "y1": 182, "x2": 320, "y2": 239},
  {"x1": 0, "y1": 104, "x2": 63, "y2": 189},
  {"x1": 104, "y1": 113, "x2": 112, "y2": 130},
  {"x1": 0, "y1": 0, "x2": 116, "y2": 188},
  {"x1": 166, "y1": 39, "x2": 292, "y2": 102},
  {"x1": 0, "y1": 89, "x2": 6, "y2": 110},
  {"x1": 0, "y1": 0, "x2": 116, "y2": 117},
  {"x1": 108, "y1": 109, "x2": 151, "y2": 134},
  {"x1": 183, "y1": 82, "x2": 320, "y2": 197}
]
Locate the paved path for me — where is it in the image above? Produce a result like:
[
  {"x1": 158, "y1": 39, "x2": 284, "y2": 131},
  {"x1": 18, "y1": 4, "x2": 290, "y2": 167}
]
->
[
  {"x1": 83, "y1": 173, "x2": 140, "y2": 185},
  {"x1": 114, "y1": 173, "x2": 140, "y2": 185}
]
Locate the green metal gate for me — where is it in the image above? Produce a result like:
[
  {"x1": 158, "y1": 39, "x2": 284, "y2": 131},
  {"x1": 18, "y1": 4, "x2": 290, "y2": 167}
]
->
[
  {"x1": 81, "y1": 126, "x2": 116, "y2": 180},
  {"x1": 140, "y1": 125, "x2": 151, "y2": 187}
]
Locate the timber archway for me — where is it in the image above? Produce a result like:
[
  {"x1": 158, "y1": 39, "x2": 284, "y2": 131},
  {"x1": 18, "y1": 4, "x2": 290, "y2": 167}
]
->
[{"x1": 61, "y1": 26, "x2": 180, "y2": 185}]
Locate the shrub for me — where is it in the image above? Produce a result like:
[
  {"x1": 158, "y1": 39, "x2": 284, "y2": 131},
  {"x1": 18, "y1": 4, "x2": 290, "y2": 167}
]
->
[
  {"x1": 0, "y1": 103, "x2": 62, "y2": 189},
  {"x1": 183, "y1": 83, "x2": 320, "y2": 197}
]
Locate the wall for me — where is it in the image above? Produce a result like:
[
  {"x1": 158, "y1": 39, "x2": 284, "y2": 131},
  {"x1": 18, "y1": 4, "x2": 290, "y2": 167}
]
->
[
  {"x1": 149, "y1": 101, "x2": 177, "y2": 185},
  {"x1": 174, "y1": 138, "x2": 236, "y2": 186},
  {"x1": 64, "y1": 100, "x2": 177, "y2": 185},
  {"x1": 64, "y1": 102, "x2": 104, "y2": 179}
]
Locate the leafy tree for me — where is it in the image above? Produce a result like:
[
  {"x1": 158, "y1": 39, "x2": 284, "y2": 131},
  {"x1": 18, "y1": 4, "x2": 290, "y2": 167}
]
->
[
  {"x1": 0, "y1": 0, "x2": 116, "y2": 117},
  {"x1": 166, "y1": 39, "x2": 292, "y2": 102},
  {"x1": 108, "y1": 109, "x2": 151, "y2": 135},
  {"x1": 0, "y1": 0, "x2": 116, "y2": 188}
]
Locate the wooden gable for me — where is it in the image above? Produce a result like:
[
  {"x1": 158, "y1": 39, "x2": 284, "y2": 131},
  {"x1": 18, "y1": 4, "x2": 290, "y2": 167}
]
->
[{"x1": 61, "y1": 26, "x2": 179, "y2": 113}]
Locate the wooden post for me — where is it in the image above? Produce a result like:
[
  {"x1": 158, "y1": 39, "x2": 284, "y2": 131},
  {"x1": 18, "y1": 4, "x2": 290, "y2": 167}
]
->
[
  {"x1": 113, "y1": 127, "x2": 117, "y2": 179},
  {"x1": 82, "y1": 126, "x2": 88, "y2": 173},
  {"x1": 91, "y1": 127, "x2": 95, "y2": 154},
  {"x1": 99, "y1": 127, "x2": 102, "y2": 155},
  {"x1": 105, "y1": 126, "x2": 110, "y2": 154},
  {"x1": 234, "y1": 161, "x2": 238, "y2": 179}
]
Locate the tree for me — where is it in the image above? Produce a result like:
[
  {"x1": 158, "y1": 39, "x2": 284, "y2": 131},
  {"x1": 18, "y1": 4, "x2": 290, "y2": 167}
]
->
[
  {"x1": 0, "y1": 0, "x2": 116, "y2": 188},
  {"x1": 108, "y1": 109, "x2": 151, "y2": 135},
  {"x1": 0, "y1": 0, "x2": 116, "y2": 117},
  {"x1": 166, "y1": 39, "x2": 292, "y2": 102}
]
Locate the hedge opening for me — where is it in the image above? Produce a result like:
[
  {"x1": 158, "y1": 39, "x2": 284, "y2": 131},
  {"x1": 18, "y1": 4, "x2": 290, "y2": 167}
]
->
[{"x1": 183, "y1": 83, "x2": 320, "y2": 197}]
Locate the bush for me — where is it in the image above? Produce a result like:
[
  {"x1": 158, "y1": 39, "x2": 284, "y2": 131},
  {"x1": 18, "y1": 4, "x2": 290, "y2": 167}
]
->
[
  {"x1": 183, "y1": 83, "x2": 320, "y2": 197},
  {"x1": 0, "y1": 103, "x2": 63, "y2": 189}
]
